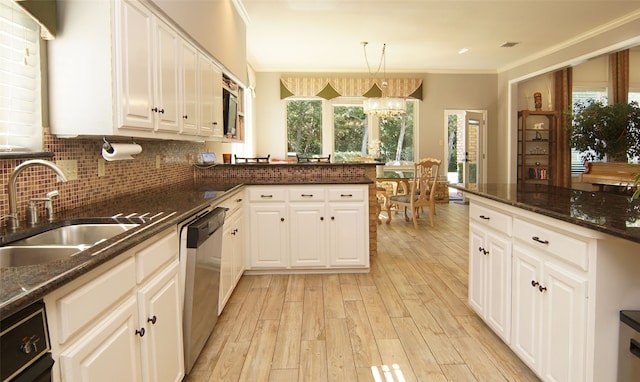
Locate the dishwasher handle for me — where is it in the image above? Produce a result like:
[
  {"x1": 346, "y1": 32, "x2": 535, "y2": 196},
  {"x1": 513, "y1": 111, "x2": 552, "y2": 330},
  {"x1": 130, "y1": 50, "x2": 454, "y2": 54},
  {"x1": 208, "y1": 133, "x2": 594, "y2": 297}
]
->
[{"x1": 186, "y1": 207, "x2": 227, "y2": 248}]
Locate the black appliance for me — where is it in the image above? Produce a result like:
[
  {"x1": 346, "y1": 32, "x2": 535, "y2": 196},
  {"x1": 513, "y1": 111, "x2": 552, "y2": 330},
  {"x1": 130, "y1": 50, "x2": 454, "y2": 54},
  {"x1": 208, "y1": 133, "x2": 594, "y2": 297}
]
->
[
  {"x1": 1, "y1": 301, "x2": 54, "y2": 382},
  {"x1": 222, "y1": 88, "x2": 238, "y2": 137}
]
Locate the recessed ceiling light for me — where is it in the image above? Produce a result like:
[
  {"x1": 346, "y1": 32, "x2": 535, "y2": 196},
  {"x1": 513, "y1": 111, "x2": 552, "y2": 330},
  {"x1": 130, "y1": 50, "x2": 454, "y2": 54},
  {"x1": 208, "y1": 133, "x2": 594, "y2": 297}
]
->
[
  {"x1": 501, "y1": 42, "x2": 519, "y2": 48},
  {"x1": 458, "y1": 48, "x2": 469, "y2": 54}
]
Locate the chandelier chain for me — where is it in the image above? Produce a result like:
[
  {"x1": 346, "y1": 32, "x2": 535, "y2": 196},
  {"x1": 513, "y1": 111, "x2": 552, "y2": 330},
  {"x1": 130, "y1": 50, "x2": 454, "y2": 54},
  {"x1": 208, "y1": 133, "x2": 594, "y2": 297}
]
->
[{"x1": 362, "y1": 42, "x2": 386, "y2": 78}]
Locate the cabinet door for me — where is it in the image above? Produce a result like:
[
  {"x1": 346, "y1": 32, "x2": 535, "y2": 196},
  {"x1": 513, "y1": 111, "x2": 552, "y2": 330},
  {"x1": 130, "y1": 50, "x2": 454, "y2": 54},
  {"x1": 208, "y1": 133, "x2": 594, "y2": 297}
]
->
[
  {"x1": 117, "y1": 0, "x2": 154, "y2": 131},
  {"x1": 198, "y1": 57, "x2": 222, "y2": 138},
  {"x1": 289, "y1": 204, "x2": 326, "y2": 267},
  {"x1": 327, "y1": 203, "x2": 368, "y2": 267},
  {"x1": 180, "y1": 41, "x2": 198, "y2": 135},
  {"x1": 468, "y1": 223, "x2": 486, "y2": 314},
  {"x1": 511, "y1": 246, "x2": 543, "y2": 371},
  {"x1": 540, "y1": 262, "x2": 587, "y2": 382},
  {"x1": 138, "y1": 262, "x2": 184, "y2": 382},
  {"x1": 484, "y1": 231, "x2": 511, "y2": 341},
  {"x1": 153, "y1": 19, "x2": 180, "y2": 133},
  {"x1": 60, "y1": 297, "x2": 142, "y2": 382},
  {"x1": 220, "y1": 212, "x2": 237, "y2": 313},
  {"x1": 249, "y1": 204, "x2": 288, "y2": 268},
  {"x1": 232, "y1": 212, "x2": 245, "y2": 283}
]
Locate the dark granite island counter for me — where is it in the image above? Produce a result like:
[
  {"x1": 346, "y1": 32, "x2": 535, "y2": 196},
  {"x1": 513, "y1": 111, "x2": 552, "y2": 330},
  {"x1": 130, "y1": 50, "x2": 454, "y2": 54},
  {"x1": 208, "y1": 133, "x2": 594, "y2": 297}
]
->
[{"x1": 451, "y1": 183, "x2": 640, "y2": 382}]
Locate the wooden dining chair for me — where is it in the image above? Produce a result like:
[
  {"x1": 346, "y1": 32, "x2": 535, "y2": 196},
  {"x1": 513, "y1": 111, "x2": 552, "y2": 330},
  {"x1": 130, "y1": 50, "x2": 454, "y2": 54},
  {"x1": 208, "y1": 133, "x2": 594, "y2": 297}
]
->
[
  {"x1": 296, "y1": 154, "x2": 331, "y2": 163},
  {"x1": 386, "y1": 158, "x2": 442, "y2": 228},
  {"x1": 234, "y1": 154, "x2": 270, "y2": 163}
]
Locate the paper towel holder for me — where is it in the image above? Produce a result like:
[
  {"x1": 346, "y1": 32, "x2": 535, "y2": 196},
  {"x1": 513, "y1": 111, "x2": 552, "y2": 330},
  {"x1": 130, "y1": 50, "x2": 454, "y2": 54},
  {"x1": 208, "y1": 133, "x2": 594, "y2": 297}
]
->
[{"x1": 102, "y1": 137, "x2": 139, "y2": 153}]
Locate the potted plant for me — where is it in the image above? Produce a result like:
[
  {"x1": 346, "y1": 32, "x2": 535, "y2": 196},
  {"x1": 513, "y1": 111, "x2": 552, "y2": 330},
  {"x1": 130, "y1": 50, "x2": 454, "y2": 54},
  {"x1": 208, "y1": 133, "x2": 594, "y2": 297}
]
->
[{"x1": 569, "y1": 100, "x2": 640, "y2": 162}]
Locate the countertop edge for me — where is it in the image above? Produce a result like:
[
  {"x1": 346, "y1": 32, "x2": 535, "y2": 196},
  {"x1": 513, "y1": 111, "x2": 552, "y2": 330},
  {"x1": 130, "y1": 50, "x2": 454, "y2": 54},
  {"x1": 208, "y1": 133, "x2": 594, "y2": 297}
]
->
[{"x1": 452, "y1": 184, "x2": 640, "y2": 244}]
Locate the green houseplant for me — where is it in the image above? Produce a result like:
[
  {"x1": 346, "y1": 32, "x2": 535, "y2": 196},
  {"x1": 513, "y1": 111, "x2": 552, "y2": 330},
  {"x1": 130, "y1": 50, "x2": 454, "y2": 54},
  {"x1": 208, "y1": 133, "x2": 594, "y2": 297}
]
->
[{"x1": 569, "y1": 100, "x2": 640, "y2": 162}]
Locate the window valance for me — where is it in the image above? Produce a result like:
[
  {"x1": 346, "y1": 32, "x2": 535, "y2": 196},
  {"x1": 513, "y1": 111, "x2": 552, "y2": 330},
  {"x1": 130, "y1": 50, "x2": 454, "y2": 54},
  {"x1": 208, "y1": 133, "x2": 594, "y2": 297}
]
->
[{"x1": 280, "y1": 77, "x2": 423, "y2": 100}]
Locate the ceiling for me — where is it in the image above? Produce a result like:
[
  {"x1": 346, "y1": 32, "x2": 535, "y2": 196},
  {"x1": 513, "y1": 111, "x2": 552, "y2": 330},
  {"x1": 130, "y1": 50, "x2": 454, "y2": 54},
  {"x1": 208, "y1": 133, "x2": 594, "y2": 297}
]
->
[{"x1": 238, "y1": 0, "x2": 640, "y2": 74}]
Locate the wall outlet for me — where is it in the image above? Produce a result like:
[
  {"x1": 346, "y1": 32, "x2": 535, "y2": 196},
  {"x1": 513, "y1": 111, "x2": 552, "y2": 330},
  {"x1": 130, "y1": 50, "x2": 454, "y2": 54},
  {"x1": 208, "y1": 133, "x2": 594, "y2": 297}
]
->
[
  {"x1": 156, "y1": 155, "x2": 161, "y2": 169},
  {"x1": 56, "y1": 160, "x2": 78, "y2": 181},
  {"x1": 97, "y1": 158, "x2": 106, "y2": 177}
]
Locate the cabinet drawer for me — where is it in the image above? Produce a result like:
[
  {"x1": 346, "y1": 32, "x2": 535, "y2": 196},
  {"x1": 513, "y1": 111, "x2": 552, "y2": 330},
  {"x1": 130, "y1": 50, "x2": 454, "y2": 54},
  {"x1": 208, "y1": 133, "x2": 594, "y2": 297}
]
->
[
  {"x1": 55, "y1": 257, "x2": 136, "y2": 343},
  {"x1": 469, "y1": 202, "x2": 512, "y2": 236},
  {"x1": 218, "y1": 190, "x2": 244, "y2": 215},
  {"x1": 136, "y1": 229, "x2": 178, "y2": 284},
  {"x1": 288, "y1": 187, "x2": 326, "y2": 202},
  {"x1": 248, "y1": 187, "x2": 287, "y2": 202},
  {"x1": 327, "y1": 187, "x2": 365, "y2": 202},
  {"x1": 513, "y1": 218, "x2": 589, "y2": 271}
]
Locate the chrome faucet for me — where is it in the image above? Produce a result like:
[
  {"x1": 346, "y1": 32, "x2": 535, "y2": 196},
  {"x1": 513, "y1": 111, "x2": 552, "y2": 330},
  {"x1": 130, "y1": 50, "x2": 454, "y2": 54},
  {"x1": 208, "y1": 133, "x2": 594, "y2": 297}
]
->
[{"x1": 7, "y1": 159, "x2": 68, "y2": 229}]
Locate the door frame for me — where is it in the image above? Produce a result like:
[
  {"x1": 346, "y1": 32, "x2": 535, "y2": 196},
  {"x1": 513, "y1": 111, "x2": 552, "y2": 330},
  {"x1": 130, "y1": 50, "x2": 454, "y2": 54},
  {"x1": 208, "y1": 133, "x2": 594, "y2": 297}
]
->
[{"x1": 443, "y1": 109, "x2": 488, "y2": 187}]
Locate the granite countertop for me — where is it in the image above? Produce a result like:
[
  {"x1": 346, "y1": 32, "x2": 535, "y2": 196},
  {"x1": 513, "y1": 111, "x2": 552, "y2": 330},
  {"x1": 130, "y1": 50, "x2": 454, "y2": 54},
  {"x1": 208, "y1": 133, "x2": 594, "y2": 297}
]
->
[
  {"x1": 451, "y1": 183, "x2": 640, "y2": 244},
  {"x1": 0, "y1": 176, "x2": 373, "y2": 318}
]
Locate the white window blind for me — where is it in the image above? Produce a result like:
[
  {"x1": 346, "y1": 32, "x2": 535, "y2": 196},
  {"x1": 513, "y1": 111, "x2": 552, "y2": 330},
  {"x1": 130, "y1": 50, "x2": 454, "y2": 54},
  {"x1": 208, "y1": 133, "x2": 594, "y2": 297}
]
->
[{"x1": 0, "y1": 0, "x2": 42, "y2": 152}]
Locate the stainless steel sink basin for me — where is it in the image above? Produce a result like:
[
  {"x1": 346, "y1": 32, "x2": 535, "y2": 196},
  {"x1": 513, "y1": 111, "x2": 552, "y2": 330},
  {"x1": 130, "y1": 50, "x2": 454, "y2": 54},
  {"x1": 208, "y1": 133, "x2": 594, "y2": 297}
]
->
[
  {"x1": 1, "y1": 223, "x2": 139, "y2": 267},
  {"x1": 9, "y1": 224, "x2": 139, "y2": 247},
  {"x1": 0, "y1": 246, "x2": 85, "y2": 267}
]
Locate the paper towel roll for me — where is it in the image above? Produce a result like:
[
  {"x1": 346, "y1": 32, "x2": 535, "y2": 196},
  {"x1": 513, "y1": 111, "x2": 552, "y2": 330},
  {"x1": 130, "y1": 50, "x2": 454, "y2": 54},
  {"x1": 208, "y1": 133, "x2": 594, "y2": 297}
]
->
[{"x1": 101, "y1": 143, "x2": 142, "y2": 161}]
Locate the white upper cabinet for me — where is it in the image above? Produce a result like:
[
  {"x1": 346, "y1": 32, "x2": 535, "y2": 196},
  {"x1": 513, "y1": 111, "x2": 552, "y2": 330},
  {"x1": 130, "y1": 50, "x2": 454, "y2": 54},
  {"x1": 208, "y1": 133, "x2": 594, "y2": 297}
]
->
[
  {"x1": 198, "y1": 56, "x2": 223, "y2": 139},
  {"x1": 48, "y1": 0, "x2": 223, "y2": 141},
  {"x1": 179, "y1": 40, "x2": 199, "y2": 135}
]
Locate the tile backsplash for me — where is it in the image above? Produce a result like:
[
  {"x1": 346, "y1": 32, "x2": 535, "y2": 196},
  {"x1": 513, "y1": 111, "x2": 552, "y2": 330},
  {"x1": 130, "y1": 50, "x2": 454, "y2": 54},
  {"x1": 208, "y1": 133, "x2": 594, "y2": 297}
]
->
[{"x1": 0, "y1": 129, "x2": 204, "y2": 223}]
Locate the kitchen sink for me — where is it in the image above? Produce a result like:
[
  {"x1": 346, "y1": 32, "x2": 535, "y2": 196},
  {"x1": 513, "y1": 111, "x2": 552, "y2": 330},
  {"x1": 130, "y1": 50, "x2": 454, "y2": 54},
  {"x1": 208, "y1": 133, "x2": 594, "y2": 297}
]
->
[
  {"x1": 0, "y1": 246, "x2": 85, "y2": 267},
  {"x1": 1, "y1": 223, "x2": 139, "y2": 267},
  {"x1": 8, "y1": 224, "x2": 139, "y2": 247}
]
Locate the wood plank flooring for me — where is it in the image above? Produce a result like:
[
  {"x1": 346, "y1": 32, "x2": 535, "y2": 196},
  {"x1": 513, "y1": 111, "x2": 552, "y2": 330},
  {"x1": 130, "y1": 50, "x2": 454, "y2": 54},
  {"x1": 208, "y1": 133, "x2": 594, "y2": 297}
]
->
[{"x1": 184, "y1": 202, "x2": 540, "y2": 382}]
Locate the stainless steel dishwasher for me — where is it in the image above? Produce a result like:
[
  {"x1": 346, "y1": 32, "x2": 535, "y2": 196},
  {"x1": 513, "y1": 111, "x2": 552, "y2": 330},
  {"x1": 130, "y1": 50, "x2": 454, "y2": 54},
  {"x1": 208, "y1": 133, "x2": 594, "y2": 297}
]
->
[
  {"x1": 181, "y1": 207, "x2": 227, "y2": 374},
  {"x1": 619, "y1": 310, "x2": 640, "y2": 381}
]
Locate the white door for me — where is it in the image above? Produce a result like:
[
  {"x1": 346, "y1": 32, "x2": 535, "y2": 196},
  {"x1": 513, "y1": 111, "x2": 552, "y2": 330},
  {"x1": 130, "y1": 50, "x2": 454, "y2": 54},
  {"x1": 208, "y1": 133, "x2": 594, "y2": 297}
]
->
[
  {"x1": 138, "y1": 263, "x2": 184, "y2": 382},
  {"x1": 484, "y1": 231, "x2": 512, "y2": 341},
  {"x1": 249, "y1": 204, "x2": 288, "y2": 268},
  {"x1": 153, "y1": 19, "x2": 180, "y2": 133},
  {"x1": 468, "y1": 223, "x2": 486, "y2": 314},
  {"x1": 180, "y1": 41, "x2": 199, "y2": 135},
  {"x1": 463, "y1": 111, "x2": 484, "y2": 190},
  {"x1": 60, "y1": 297, "x2": 142, "y2": 382},
  {"x1": 541, "y1": 262, "x2": 588, "y2": 382},
  {"x1": 511, "y1": 246, "x2": 543, "y2": 371},
  {"x1": 117, "y1": 0, "x2": 154, "y2": 131},
  {"x1": 327, "y1": 203, "x2": 368, "y2": 267},
  {"x1": 289, "y1": 204, "x2": 326, "y2": 267}
]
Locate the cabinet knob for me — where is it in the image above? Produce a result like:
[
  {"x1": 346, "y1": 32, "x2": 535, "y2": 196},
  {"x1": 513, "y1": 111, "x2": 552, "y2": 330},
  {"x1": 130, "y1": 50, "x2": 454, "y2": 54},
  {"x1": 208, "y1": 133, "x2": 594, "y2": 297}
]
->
[
  {"x1": 213, "y1": 122, "x2": 218, "y2": 125},
  {"x1": 147, "y1": 316, "x2": 157, "y2": 325},
  {"x1": 183, "y1": 115, "x2": 188, "y2": 120},
  {"x1": 331, "y1": 216, "x2": 335, "y2": 220},
  {"x1": 135, "y1": 328, "x2": 146, "y2": 337},
  {"x1": 340, "y1": 194, "x2": 353, "y2": 197},
  {"x1": 538, "y1": 285, "x2": 547, "y2": 293},
  {"x1": 479, "y1": 215, "x2": 490, "y2": 220},
  {"x1": 151, "y1": 107, "x2": 158, "y2": 112},
  {"x1": 280, "y1": 217, "x2": 285, "y2": 222},
  {"x1": 158, "y1": 108, "x2": 164, "y2": 114},
  {"x1": 531, "y1": 280, "x2": 539, "y2": 287},
  {"x1": 320, "y1": 217, "x2": 324, "y2": 221}
]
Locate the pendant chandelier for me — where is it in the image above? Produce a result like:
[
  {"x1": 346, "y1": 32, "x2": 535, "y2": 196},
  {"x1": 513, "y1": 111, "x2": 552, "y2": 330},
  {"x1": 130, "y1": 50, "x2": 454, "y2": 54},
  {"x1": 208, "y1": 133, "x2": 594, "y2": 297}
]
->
[{"x1": 362, "y1": 42, "x2": 406, "y2": 118}]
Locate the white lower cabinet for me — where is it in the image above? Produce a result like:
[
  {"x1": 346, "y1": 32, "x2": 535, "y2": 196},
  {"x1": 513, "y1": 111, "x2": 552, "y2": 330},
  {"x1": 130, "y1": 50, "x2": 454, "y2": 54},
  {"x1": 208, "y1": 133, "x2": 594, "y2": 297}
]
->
[
  {"x1": 219, "y1": 192, "x2": 245, "y2": 314},
  {"x1": 512, "y1": 243, "x2": 588, "y2": 382},
  {"x1": 59, "y1": 296, "x2": 142, "y2": 381},
  {"x1": 464, "y1": 195, "x2": 638, "y2": 382},
  {"x1": 46, "y1": 229, "x2": 183, "y2": 382},
  {"x1": 468, "y1": 222, "x2": 512, "y2": 342},
  {"x1": 248, "y1": 185, "x2": 369, "y2": 270}
]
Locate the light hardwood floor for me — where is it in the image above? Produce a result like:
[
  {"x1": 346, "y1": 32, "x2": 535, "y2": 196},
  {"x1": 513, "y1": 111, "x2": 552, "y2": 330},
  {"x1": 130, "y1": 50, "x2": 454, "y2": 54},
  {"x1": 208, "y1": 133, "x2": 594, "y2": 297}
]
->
[{"x1": 184, "y1": 202, "x2": 540, "y2": 382}]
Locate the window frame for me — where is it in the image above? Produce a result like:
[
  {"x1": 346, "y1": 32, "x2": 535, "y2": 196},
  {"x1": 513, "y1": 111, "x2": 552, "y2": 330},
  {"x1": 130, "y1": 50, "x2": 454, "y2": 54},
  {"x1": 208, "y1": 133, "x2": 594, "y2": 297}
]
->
[
  {"x1": 285, "y1": 96, "x2": 418, "y2": 163},
  {"x1": 0, "y1": 0, "x2": 44, "y2": 153}
]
